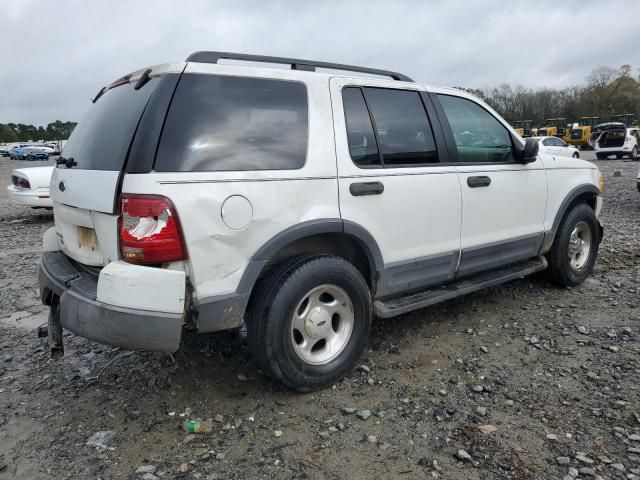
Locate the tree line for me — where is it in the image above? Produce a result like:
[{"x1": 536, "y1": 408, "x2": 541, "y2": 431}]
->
[
  {"x1": 462, "y1": 65, "x2": 640, "y2": 126},
  {"x1": 0, "y1": 121, "x2": 77, "y2": 143}
]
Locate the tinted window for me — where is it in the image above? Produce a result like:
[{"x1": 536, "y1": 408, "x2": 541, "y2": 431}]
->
[
  {"x1": 364, "y1": 88, "x2": 438, "y2": 166},
  {"x1": 438, "y1": 94, "x2": 514, "y2": 163},
  {"x1": 155, "y1": 74, "x2": 308, "y2": 172},
  {"x1": 61, "y1": 80, "x2": 157, "y2": 171},
  {"x1": 542, "y1": 138, "x2": 554, "y2": 146},
  {"x1": 342, "y1": 87, "x2": 380, "y2": 166}
]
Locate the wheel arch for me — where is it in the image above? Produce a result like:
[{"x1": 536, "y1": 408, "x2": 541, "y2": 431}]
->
[
  {"x1": 237, "y1": 219, "x2": 384, "y2": 297},
  {"x1": 540, "y1": 184, "x2": 601, "y2": 254}
]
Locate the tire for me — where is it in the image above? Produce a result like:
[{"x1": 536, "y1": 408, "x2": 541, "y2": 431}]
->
[
  {"x1": 616, "y1": 154, "x2": 623, "y2": 159},
  {"x1": 572, "y1": 152, "x2": 579, "y2": 159},
  {"x1": 546, "y1": 203, "x2": 600, "y2": 287},
  {"x1": 596, "y1": 153, "x2": 606, "y2": 160},
  {"x1": 247, "y1": 254, "x2": 371, "y2": 391},
  {"x1": 630, "y1": 146, "x2": 638, "y2": 160}
]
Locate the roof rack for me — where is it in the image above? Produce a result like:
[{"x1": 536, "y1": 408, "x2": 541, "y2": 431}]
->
[{"x1": 185, "y1": 51, "x2": 413, "y2": 82}]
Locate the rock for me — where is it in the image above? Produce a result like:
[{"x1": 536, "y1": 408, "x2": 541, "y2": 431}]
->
[
  {"x1": 455, "y1": 449, "x2": 472, "y2": 462},
  {"x1": 629, "y1": 434, "x2": 640, "y2": 441},
  {"x1": 273, "y1": 430, "x2": 282, "y2": 438},
  {"x1": 357, "y1": 365, "x2": 371, "y2": 373},
  {"x1": 3, "y1": 355, "x2": 12, "y2": 362},
  {"x1": 578, "y1": 466, "x2": 595, "y2": 476},
  {"x1": 471, "y1": 385, "x2": 483, "y2": 393},
  {"x1": 568, "y1": 467, "x2": 578, "y2": 478},
  {"x1": 477, "y1": 424, "x2": 497, "y2": 434},
  {"x1": 610, "y1": 463, "x2": 625, "y2": 471},
  {"x1": 237, "y1": 373, "x2": 247, "y2": 381},
  {"x1": 341, "y1": 407, "x2": 356, "y2": 414},
  {"x1": 613, "y1": 169, "x2": 622, "y2": 177},
  {"x1": 86, "y1": 430, "x2": 115, "y2": 448},
  {"x1": 546, "y1": 433, "x2": 558, "y2": 440},
  {"x1": 575, "y1": 454, "x2": 594, "y2": 464},
  {"x1": 138, "y1": 474, "x2": 159, "y2": 480},
  {"x1": 504, "y1": 399, "x2": 514, "y2": 406},
  {"x1": 529, "y1": 336, "x2": 540, "y2": 345},
  {"x1": 475, "y1": 406, "x2": 487, "y2": 417},
  {"x1": 135, "y1": 465, "x2": 157, "y2": 474},
  {"x1": 216, "y1": 452, "x2": 226, "y2": 460},
  {"x1": 609, "y1": 345, "x2": 620, "y2": 352},
  {"x1": 557, "y1": 456, "x2": 571, "y2": 465},
  {"x1": 480, "y1": 346, "x2": 488, "y2": 353},
  {"x1": 357, "y1": 409, "x2": 372, "y2": 420},
  {"x1": 577, "y1": 326, "x2": 589, "y2": 335},
  {"x1": 438, "y1": 389, "x2": 447, "y2": 396},
  {"x1": 177, "y1": 463, "x2": 189, "y2": 474},
  {"x1": 318, "y1": 430, "x2": 330, "y2": 439},
  {"x1": 367, "y1": 434, "x2": 378, "y2": 444}
]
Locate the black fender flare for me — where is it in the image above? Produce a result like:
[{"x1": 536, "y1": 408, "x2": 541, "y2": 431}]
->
[
  {"x1": 236, "y1": 219, "x2": 384, "y2": 295},
  {"x1": 540, "y1": 184, "x2": 601, "y2": 254}
]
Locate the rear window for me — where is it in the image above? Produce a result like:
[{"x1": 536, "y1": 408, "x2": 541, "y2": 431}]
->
[
  {"x1": 61, "y1": 80, "x2": 157, "y2": 171},
  {"x1": 154, "y1": 74, "x2": 308, "y2": 172}
]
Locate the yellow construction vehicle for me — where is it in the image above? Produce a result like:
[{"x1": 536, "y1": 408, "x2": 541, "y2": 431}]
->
[
  {"x1": 537, "y1": 118, "x2": 568, "y2": 138},
  {"x1": 513, "y1": 120, "x2": 534, "y2": 137},
  {"x1": 567, "y1": 116, "x2": 599, "y2": 149}
]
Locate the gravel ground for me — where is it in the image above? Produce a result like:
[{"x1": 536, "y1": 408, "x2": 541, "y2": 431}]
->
[{"x1": 0, "y1": 153, "x2": 639, "y2": 480}]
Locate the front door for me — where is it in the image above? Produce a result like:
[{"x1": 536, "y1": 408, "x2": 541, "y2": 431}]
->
[
  {"x1": 330, "y1": 77, "x2": 462, "y2": 297},
  {"x1": 432, "y1": 92, "x2": 547, "y2": 277}
]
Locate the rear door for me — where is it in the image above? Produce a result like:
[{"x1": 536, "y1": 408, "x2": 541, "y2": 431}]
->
[
  {"x1": 432, "y1": 91, "x2": 547, "y2": 277},
  {"x1": 50, "y1": 64, "x2": 184, "y2": 265},
  {"x1": 330, "y1": 77, "x2": 462, "y2": 297}
]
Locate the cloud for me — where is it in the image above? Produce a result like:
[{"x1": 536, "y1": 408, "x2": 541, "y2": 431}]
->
[{"x1": 1, "y1": 0, "x2": 638, "y2": 124}]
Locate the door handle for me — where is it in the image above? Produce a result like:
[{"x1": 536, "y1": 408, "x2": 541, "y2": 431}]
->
[
  {"x1": 467, "y1": 176, "x2": 491, "y2": 188},
  {"x1": 350, "y1": 181, "x2": 384, "y2": 196}
]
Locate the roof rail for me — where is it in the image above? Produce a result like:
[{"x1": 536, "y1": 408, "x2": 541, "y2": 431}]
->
[{"x1": 185, "y1": 51, "x2": 413, "y2": 82}]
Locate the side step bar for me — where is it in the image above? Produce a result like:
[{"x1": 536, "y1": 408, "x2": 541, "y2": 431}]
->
[{"x1": 374, "y1": 257, "x2": 548, "y2": 318}]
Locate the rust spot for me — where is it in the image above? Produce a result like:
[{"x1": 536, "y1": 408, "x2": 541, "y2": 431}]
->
[{"x1": 77, "y1": 226, "x2": 99, "y2": 251}]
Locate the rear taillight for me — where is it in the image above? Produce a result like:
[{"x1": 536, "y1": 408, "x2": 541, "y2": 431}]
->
[
  {"x1": 119, "y1": 194, "x2": 187, "y2": 265},
  {"x1": 12, "y1": 176, "x2": 30, "y2": 189}
]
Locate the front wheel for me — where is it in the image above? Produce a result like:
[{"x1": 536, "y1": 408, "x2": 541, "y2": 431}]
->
[
  {"x1": 546, "y1": 203, "x2": 600, "y2": 287},
  {"x1": 247, "y1": 255, "x2": 371, "y2": 391}
]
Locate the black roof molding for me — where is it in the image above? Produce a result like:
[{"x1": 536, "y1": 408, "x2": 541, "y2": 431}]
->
[{"x1": 185, "y1": 51, "x2": 413, "y2": 82}]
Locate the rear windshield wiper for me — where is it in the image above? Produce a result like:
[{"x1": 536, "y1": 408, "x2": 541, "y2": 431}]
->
[
  {"x1": 92, "y1": 86, "x2": 107, "y2": 103},
  {"x1": 56, "y1": 156, "x2": 77, "y2": 168}
]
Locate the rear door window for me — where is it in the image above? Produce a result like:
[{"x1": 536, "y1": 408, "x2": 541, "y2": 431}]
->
[
  {"x1": 61, "y1": 79, "x2": 158, "y2": 171},
  {"x1": 342, "y1": 87, "x2": 381, "y2": 167},
  {"x1": 155, "y1": 74, "x2": 308, "y2": 172}
]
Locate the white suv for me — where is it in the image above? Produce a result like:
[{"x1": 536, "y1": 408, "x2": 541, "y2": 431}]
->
[
  {"x1": 594, "y1": 123, "x2": 639, "y2": 160},
  {"x1": 39, "y1": 52, "x2": 604, "y2": 391}
]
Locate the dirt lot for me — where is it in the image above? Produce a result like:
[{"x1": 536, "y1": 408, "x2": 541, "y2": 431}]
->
[{"x1": 0, "y1": 153, "x2": 639, "y2": 480}]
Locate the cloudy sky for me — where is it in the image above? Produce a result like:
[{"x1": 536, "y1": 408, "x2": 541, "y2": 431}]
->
[{"x1": 1, "y1": 0, "x2": 638, "y2": 125}]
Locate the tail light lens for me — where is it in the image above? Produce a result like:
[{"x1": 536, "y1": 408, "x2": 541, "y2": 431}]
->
[
  {"x1": 119, "y1": 194, "x2": 187, "y2": 265},
  {"x1": 12, "y1": 175, "x2": 30, "y2": 189}
]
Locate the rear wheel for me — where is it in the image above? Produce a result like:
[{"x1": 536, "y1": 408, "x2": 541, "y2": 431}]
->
[
  {"x1": 596, "y1": 153, "x2": 607, "y2": 160},
  {"x1": 546, "y1": 203, "x2": 600, "y2": 287},
  {"x1": 616, "y1": 154, "x2": 623, "y2": 159},
  {"x1": 247, "y1": 255, "x2": 371, "y2": 391},
  {"x1": 572, "y1": 152, "x2": 579, "y2": 158},
  {"x1": 630, "y1": 146, "x2": 638, "y2": 160}
]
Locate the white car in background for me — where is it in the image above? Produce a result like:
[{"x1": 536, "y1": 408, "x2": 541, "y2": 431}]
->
[
  {"x1": 534, "y1": 136, "x2": 580, "y2": 158},
  {"x1": 7, "y1": 166, "x2": 54, "y2": 208}
]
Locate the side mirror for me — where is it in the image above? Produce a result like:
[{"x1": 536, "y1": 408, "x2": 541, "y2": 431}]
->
[{"x1": 515, "y1": 137, "x2": 538, "y2": 163}]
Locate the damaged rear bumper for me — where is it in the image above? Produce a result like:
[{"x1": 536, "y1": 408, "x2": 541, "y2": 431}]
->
[{"x1": 39, "y1": 251, "x2": 184, "y2": 352}]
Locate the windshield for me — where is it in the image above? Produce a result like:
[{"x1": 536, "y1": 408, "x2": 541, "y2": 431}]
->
[{"x1": 60, "y1": 79, "x2": 158, "y2": 170}]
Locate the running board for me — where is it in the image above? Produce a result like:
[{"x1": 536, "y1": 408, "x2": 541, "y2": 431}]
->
[{"x1": 374, "y1": 257, "x2": 548, "y2": 318}]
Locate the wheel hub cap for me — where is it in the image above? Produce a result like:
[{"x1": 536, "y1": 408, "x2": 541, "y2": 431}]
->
[
  {"x1": 567, "y1": 221, "x2": 592, "y2": 270},
  {"x1": 291, "y1": 284, "x2": 355, "y2": 365}
]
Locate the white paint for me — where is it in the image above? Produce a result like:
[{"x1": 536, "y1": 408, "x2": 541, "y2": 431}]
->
[{"x1": 96, "y1": 261, "x2": 186, "y2": 314}]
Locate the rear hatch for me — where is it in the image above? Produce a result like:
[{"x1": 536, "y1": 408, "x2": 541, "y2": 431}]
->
[
  {"x1": 598, "y1": 129, "x2": 626, "y2": 148},
  {"x1": 51, "y1": 64, "x2": 184, "y2": 266}
]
